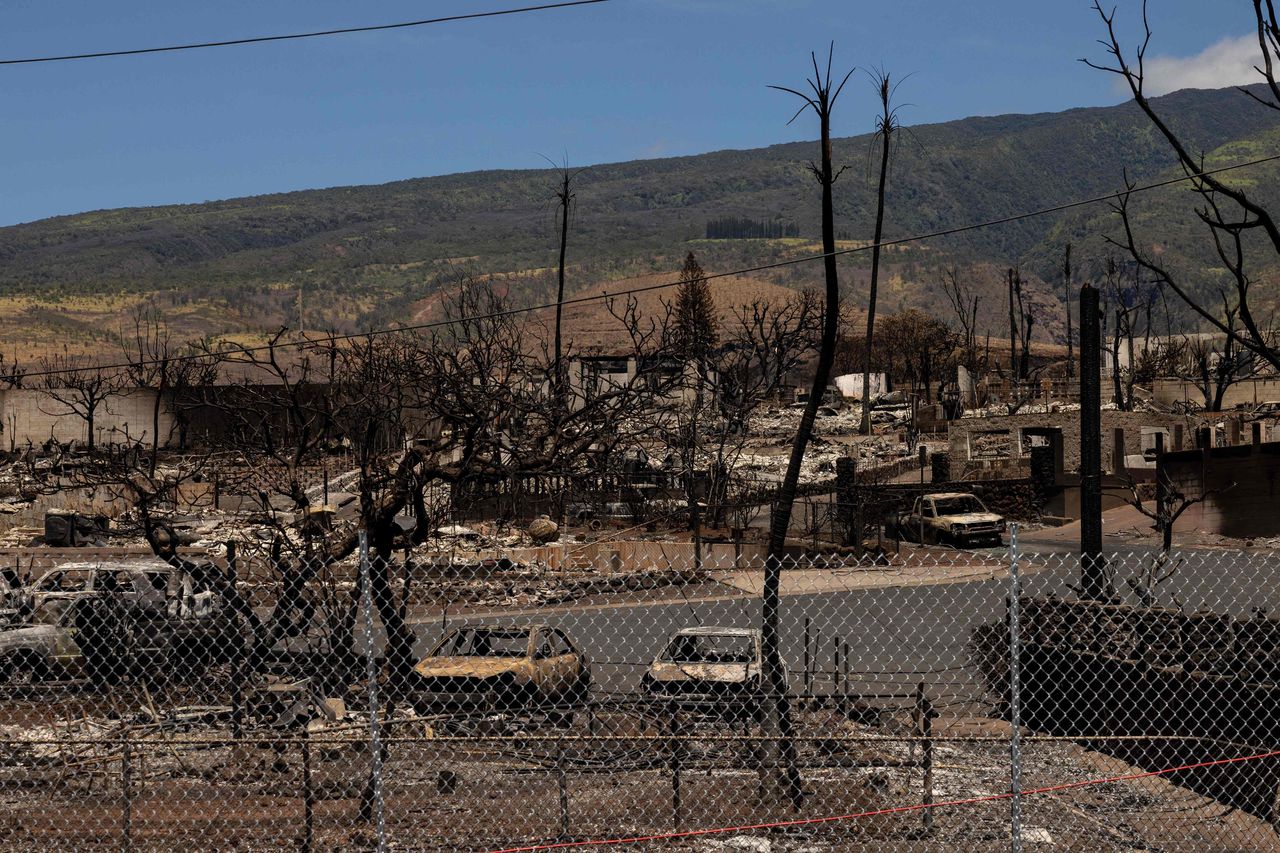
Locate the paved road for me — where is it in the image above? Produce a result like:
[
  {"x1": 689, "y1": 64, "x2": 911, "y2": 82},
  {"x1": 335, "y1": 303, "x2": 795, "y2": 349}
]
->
[{"x1": 404, "y1": 546, "x2": 1280, "y2": 702}]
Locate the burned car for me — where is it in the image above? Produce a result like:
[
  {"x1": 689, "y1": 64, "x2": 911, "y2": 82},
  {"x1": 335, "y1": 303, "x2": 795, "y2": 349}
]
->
[
  {"x1": 22, "y1": 561, "x2": 174, "y2": 624},
  {"x1": 412, "y1": 624, "x2": 590, "y2": 713},
  {"x1": 891, "y1": 492, "x2": 1005, "y2": 547},
  {"x1": 641, "y1": 627, "x2": 772, "y2": 718},
  {"x1": 0, "y1": 608, "x2": 84, "y2": 683},
  {"x1": 0, "y1": 559, "x2": 230, "y2": 685}
]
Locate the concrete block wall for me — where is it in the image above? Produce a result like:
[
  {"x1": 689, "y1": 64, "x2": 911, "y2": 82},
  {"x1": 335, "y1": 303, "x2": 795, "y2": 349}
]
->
[
  {"x1": 1153, "y1": 377, "x2": 1280, "y2": 409},
  {"x1": 0, "y1": 388, "x2": 176, "y2": 450},
  {"x1": 948, "y1": 411, "x2": 1211, "y2": 474},
  {"x1": 1163, "y1": 443, "x2": 1280, "y2": 538}
]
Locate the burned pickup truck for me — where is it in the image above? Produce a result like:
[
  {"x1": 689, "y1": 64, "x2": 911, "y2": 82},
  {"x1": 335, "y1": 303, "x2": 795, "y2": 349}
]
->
[
  {"x1": 890, "y1": 492, "x2": 1005, "y2": 548},
  {"x1": 413, "y1": 624, "x2": 591, "y2": 714},
  {"x1": 642, "y1": 627, "x2": 772, "y2": 719}
]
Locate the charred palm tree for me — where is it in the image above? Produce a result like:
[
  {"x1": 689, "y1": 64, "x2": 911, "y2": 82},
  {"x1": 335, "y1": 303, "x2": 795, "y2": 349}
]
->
[
  {"x1": 762, "y1": 45, "x2": 854, "y2": 810},
  {"x1": 859, "y1": 69, "x2": 903, "y2": 435}
]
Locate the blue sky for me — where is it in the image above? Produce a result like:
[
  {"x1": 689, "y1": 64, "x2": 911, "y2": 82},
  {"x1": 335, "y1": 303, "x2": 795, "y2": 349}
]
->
[{"x1": 0, "y1": 0, "x2": 1264, "y2": 225}]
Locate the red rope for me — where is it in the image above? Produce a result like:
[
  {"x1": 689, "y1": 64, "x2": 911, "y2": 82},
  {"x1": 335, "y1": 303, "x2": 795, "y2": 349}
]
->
[{"x1": 486, "y1": 748, "x2": 1280, "y2": 852}]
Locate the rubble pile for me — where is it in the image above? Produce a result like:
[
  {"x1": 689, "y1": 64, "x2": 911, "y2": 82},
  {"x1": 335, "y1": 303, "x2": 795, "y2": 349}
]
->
[{"x1": 748, "y1": 404, "x2": 865, "y2": 439}]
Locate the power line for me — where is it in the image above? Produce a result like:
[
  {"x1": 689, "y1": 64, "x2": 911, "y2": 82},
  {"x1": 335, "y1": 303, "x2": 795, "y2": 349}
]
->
[
  {"x1": 0, "y1": 1, "x2": 611, "y2": 65},
  {"x1": 13, "y1": 151, "x2": 1280, "y2": 382}
]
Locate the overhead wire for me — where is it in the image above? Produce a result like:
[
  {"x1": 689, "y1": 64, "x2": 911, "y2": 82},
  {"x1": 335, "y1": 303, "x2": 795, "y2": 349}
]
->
[
  {"x1": 11, "y1": 151, "x2": 1280, "y2": 382},
  {"x1": 0, "y1": 1, "x2": 612, "y2": 65}
]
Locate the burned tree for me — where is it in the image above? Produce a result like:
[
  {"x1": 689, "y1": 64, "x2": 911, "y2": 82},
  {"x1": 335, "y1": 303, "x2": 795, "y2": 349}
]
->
[
  {"x1": 941, "y1": 265, "x2": 981, "y2": 377},
  {"x1": 1112, "y1": 462, "x2": 1230, "y2": 554},
  {"x1": 1181, "y1": 314, "x2": 1255, "y2": 412},
  {"x1": 35, "y1": 351, "x2": 125, "y2": 450},
  {"x1": 674, "y1": 289, "x2": 823, "y2": 528},
  {"x1": 1101, "y1": 259, "x2": 1146, "y2": 412},
  {"x1": 859, "y1": 69, "x2": 904, "y2": 436},
  {"x1": 765, "y1": 46, "x2": 855, "y2": 810},
  {"x1": 1007, "y1": 267, "x2": 1035, "y2": 382},
  {"x1": 120, "y1": 302, "x2": 221, "y2": 459},
  {"x1": 1086, "y1": 1, "x2": 1280, "y2": 373}
]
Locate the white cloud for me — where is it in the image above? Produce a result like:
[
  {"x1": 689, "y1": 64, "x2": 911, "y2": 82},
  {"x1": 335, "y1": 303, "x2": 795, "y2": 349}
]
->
[{"x1": 1135, "y1": 33, "x2": 1265, "y2": 96}]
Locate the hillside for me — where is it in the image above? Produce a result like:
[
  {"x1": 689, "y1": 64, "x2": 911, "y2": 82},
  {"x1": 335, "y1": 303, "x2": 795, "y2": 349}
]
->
[{"x1": 0, "y1": 85, "x2": 1277, "y2": 356}]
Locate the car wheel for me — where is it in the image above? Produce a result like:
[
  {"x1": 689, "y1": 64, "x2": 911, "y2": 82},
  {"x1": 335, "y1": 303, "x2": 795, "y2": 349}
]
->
[
  {"x1": 0, "y1": 652, "x2": 46, "y2": 687},
  {"x1": 491, "y1": 677, "x2": 535, "y2": 714},
  {"x1": 567, "y1": 671, "x2": 591, "y2": 706}
]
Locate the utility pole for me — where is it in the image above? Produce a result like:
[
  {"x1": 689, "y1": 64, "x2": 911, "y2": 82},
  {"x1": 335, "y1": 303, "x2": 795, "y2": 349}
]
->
[
  {"x1": 1007, "y1": 269, "x2": 1019, "y2": 383},
  {"x1": 1079, "y1": 282, "x2": 1107, "y2": 599},
  {"x1": 1063, "y1": 244, "x2": 1074, "y2": 380},
  {"x1": 551, "y1": 166, "x2": 574, "y2": 399}
]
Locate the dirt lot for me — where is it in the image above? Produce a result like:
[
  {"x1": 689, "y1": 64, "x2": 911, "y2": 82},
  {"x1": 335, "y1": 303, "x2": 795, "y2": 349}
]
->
[{"x1": 0, "y1": 693, "x2": 1274, "y2": 852}]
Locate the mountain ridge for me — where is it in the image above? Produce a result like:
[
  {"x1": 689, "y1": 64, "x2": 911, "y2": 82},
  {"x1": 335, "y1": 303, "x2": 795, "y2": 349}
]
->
[{"x1": 0, "y1": 84, "x2": 1276, "y2": 355}]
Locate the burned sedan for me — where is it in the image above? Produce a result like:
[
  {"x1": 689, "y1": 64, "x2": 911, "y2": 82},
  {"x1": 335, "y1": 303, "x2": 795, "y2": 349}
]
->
[
  {"x1": 412, "y1": 624, "x2": 590, "y2": 713},
  {"x1": 642, "y1": 627, "x2": 772, "y2": 718}
]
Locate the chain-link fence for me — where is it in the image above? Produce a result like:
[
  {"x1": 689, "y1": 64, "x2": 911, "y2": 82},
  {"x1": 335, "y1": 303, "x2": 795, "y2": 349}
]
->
[{"x1": 0, "y1": 534, "x2": 1278, "y2": 851}]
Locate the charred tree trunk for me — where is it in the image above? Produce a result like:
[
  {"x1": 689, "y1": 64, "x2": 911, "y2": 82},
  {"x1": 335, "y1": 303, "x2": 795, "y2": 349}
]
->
[
  {"x1": 860, "y1": 73, "x2": 897, "y2": 436},
  {"x1": 764, "y1": 50, "x2": 854, "y2": 810}
]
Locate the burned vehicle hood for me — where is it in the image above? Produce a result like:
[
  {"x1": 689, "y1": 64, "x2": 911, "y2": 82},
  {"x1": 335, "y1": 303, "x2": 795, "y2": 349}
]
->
[
  {"x1": 414, "y1": 656, "x2": 531, "y2": 680},
  {"x1": 938, "y1": 512, "x2": 1002, "y2": 525},
  {"x1": 647, "y1": 661, "x2": 759, "y2": 684}
]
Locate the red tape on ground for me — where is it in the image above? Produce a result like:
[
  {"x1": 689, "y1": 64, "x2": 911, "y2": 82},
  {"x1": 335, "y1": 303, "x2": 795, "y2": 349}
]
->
[{"x1": 486, "y1": 747, "x2": 1280, "y2": 852}]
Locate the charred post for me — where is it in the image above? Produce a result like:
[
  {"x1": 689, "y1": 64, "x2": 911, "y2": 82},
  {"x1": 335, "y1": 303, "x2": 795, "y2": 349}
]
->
[{"x1": 1079, "y1": 282, "x2": 1107, "y2": 599}]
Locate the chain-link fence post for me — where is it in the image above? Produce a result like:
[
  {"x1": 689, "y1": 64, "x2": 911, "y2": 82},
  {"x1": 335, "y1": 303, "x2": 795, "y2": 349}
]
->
[
  {"x1": 1008, "y1": 523, "x2": 1022, "y2": 853},
  {"x1": 669, "y1": 700, "x2": 683, "y2": 829},
  {"x1": 227, "y1": 539, "x2": 244, "y2": 740},
  {"x1": 121, "y1": 733, "x2": 132, "y2": 853},
  {"x1": 301, "y1": 728, "x2": 314, "y2": 853},
  {"x1": 916, "y1": 681, "x2": 935, "y2": 836},
  {"x1": 557, "y1": 736, "x2": 570, "y2": 839},
  {"x1": 359, "y1": 531, "x2": 387, "y2": 852}
]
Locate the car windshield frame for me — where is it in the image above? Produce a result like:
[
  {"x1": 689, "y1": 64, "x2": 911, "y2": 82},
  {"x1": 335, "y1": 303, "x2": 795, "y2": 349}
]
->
[
  {"x1": 932, "y1": 496, "x2": 986, "y2": 515},
  {"x1": 434, "y1": 627, "x2": 532, "y2": 658},
  {"x1": 661, "y1": 633, "x2": 756, "y2": 664},
  {"x1": 35, "y1": 569, "x2": 94, "y2": 593}
]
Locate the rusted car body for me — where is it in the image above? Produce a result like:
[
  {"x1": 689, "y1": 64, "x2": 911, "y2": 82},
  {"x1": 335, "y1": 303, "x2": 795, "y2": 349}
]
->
[
  {"x1": 413, "y1": 624, "x2": 590, "y2": 713},
  {"x1": 0, "y1": 559, "x2": 228, "y2": 685},
  {"x1": 642, "y1": 627, "x2": 771, "y2": 718},
  {"x1": 894, "y1": 492, "x2": 1005, "y2": 547},
  {"x1": 0, "y1": 612, "x2": 84, "y2": 682}
]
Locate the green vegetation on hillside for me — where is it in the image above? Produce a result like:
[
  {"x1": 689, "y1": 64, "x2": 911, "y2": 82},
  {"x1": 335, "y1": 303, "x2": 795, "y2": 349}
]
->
[{"x1": 0, "y1": 85, "x2": 1275, "y2": 342}]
